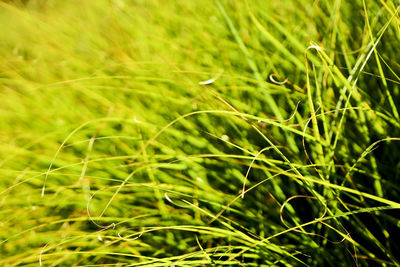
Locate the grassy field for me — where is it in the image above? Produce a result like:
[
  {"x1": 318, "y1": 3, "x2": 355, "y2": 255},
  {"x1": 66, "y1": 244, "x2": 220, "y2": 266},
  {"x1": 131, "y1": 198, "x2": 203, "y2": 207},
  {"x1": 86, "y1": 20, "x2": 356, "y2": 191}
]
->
[{"x1": 1, "y1": 0, "x2": 400, "y2": 265}]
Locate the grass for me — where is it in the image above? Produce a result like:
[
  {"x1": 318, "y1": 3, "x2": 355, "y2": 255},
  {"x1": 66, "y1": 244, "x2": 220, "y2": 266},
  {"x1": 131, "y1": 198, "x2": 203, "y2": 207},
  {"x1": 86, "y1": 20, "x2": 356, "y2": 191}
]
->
[{"x1": 1, "y1": 0, "x2": 400, "y2": 265}]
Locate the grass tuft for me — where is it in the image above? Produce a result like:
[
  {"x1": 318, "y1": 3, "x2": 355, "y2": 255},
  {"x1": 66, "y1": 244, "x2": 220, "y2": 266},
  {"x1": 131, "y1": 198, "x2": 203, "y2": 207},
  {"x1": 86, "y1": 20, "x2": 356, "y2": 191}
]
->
[{"x1": 1, "y1": 0, "x2": 400, "y2": 265}]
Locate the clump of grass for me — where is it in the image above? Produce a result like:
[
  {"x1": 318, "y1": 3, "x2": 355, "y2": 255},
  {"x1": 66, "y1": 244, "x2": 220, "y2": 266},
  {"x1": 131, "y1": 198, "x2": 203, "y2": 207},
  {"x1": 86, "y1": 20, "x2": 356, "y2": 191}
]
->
[{"x1": 1, "y1": 0, "x2": 400, "y2": 265}]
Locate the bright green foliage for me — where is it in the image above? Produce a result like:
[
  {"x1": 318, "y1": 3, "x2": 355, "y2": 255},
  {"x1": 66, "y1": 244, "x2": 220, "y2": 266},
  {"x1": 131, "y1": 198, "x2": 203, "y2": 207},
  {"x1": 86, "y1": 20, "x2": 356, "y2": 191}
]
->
[{"x1": 1, "y1": 0, "x2": 400, "y2": 266}]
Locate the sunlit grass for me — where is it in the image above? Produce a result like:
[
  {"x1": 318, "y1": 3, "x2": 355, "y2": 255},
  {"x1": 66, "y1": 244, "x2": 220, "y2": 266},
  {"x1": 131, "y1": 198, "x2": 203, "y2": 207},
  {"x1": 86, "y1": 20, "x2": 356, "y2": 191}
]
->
[{"x1": 1, "y1": 0, "x2": 400, "y2": 265}]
